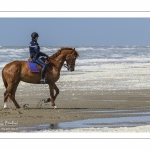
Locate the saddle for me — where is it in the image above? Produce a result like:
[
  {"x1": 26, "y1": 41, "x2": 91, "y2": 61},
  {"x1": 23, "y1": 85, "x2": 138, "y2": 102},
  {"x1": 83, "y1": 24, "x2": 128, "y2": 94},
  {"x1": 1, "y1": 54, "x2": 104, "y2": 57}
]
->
[{"x1": 27, "y1": 57, "x2": 51, "y2": 73}]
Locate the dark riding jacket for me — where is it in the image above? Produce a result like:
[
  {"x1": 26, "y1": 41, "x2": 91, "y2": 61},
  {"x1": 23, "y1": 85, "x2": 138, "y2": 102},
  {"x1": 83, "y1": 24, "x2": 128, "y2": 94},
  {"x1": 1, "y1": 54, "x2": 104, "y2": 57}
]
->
[{"x1": 29, "y1": 40, "x2": 47, "y2": 59}]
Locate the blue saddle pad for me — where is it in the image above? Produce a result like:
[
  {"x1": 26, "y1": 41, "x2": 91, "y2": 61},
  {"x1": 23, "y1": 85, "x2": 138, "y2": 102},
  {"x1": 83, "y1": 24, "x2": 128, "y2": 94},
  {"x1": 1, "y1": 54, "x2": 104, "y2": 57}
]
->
[{"x1": 27, "y1": 61, "x2": 40, "y2": 73}]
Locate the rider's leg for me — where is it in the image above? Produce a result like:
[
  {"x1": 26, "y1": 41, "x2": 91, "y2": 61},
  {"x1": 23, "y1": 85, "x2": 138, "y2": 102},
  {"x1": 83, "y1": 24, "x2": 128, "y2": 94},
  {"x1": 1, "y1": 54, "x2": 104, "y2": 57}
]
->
[
  {"x1": 40, "y1": 65, "x2": 47, "y2": 82},
  {"x1": 32, "y1": 58, "x2": 47, "y2": 83}
]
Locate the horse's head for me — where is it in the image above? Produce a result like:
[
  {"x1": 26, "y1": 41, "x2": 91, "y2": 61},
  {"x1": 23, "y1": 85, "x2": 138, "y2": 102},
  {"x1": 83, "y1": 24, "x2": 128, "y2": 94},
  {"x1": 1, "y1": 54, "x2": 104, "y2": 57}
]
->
[
  {"x1": 63, "y1": 48, "x2": 79, "y2": 72},
  {"x1": 48, "y1": 47, "x2": 79, "y2": 71}
]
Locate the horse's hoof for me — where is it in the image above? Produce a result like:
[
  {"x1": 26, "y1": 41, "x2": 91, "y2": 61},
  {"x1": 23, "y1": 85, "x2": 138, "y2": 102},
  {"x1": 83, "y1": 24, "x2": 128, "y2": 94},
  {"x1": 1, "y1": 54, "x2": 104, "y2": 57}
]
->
[
  {"x1": 54, "y1": 106, "x2": 57, "y2": 109},
  {"x1": 44, "y1": 98, "x2": 51, "y2": 103},
  {"x1": 16, "y1": 106, "x2": 21, "y2": 109},
  {"x1": 4, "y1": 102, "x2": 7, "y2": 109}
]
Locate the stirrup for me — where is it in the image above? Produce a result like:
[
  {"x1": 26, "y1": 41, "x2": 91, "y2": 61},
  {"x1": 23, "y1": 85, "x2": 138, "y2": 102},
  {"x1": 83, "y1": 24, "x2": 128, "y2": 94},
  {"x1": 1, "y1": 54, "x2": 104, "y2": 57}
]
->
[{"x1": 40, "y1": 78, "x2": 47, "y2": 84}]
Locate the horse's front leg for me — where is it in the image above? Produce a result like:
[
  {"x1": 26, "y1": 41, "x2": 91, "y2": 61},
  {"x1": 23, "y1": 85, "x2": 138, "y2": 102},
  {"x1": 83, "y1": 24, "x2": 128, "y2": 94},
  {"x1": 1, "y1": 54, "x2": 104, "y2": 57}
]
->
[
  {"x1": 54, "y1": 83, "x2": 59, "y2": 101},
  {"x1": 49, "y1": 83, "x2": 57, "y2": 109}
]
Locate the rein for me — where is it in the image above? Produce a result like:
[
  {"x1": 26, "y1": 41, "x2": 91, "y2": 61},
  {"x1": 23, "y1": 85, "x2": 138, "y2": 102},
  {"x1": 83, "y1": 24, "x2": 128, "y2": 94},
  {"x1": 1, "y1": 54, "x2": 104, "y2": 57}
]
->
[
  {"x1": 63, "y1": 56, "x2": 75, "y2": 69},
  {"x1": 63, "y1": 64, "x2": 68, "y2": 69}
]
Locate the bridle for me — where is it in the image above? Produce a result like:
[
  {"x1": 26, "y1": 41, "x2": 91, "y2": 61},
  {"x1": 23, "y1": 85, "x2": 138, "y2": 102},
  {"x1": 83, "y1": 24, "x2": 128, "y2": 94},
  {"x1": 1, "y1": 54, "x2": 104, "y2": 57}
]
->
[
  {"x1": 63, "y1": 54, "x2": 76, "y2": 71},
  {"x1": 63, "y1": 64, "x2": 69, "y2": 69},
  {"x1": 63, "y1": 63, "x2": 75, "y2": 70}
]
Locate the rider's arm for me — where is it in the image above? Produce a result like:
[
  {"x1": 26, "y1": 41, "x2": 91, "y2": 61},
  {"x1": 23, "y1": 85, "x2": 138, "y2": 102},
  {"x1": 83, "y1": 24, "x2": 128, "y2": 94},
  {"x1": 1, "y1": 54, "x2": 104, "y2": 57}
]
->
[
  {"x1": 38, "y1": 51, "x2": 49, "y2": 58},
  {"x1": 36, "y1": 43, "x2": 49, "y2": 58},
  {"x1": 30, "y1": 41, "x2": 48, "y2": 58}
]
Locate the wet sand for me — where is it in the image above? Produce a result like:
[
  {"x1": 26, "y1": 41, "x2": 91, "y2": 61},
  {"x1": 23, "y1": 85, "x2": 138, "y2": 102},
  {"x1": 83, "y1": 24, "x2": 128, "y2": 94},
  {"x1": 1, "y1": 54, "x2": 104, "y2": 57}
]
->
[{"x1": 0, "y1": 82, "x2": 150, "y2": 132}]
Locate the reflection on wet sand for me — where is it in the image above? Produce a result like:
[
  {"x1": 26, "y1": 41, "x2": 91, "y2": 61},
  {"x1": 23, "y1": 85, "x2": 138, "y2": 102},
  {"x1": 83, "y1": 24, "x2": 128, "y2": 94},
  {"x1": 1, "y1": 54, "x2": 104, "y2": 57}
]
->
[{"x1": 18, "y1": 110, "x2": 150, "y2": 132}]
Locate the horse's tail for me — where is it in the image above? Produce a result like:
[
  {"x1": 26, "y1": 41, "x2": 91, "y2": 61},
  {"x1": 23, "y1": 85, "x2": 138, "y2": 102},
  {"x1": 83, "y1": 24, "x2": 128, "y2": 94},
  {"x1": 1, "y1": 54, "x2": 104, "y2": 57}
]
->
[{"x1": 2, "y1": 67, "x2": 8, "y2": 89}]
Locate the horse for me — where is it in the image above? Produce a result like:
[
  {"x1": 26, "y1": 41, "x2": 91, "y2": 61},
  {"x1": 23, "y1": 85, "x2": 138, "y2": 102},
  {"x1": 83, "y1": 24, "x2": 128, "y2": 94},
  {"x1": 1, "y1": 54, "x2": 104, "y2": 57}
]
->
[{"x1": 2, "y1": 47, "x2": 79, "y2": 109}]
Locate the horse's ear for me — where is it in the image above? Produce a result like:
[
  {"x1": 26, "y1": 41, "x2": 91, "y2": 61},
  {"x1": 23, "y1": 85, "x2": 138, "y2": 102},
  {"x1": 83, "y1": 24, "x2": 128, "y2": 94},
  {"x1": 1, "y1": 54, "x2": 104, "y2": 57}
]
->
[{"x1": 73, "y1": 48, "x2": 75, "y2": 54}]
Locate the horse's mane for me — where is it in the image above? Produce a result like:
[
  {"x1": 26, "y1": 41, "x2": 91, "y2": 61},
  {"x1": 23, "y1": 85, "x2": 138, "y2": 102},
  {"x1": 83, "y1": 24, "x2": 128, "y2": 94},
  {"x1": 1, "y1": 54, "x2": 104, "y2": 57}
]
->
[
  {"x1": 49, "y1": 47, "x2": 79, "y2": 59},
  {"x1": 49, "y1": 50, "x2": 61, "y2": 59}
]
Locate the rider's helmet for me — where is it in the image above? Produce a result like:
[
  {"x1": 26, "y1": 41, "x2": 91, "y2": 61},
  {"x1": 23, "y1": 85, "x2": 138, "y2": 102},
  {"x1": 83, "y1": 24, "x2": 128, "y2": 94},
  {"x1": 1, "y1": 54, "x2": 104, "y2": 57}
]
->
[{"x1": 31, "y1": 32, "x2": 39, "y2": 38}]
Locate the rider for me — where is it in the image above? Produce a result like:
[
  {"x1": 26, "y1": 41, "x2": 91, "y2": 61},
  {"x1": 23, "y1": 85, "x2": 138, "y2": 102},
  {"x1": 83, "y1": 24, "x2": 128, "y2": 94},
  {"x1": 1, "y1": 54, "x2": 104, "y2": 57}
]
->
[{"x1": 29, "y1": 32, "x2": 49, "y2": 83}]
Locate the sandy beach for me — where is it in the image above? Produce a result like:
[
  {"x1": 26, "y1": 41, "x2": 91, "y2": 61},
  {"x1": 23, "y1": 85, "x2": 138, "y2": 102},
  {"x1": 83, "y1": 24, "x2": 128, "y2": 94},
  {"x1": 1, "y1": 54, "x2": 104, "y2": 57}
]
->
[{"x1": 1, "y1": 81, "x2": 150, "y2": 132}]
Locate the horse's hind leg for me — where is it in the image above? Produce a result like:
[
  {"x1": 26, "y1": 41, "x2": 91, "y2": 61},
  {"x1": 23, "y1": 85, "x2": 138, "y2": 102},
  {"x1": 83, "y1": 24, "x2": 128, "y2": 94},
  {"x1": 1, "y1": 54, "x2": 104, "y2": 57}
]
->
[
  {"x1": 4, "y1": 83, "x2": 12, "y2": 108},
  {"x1": 10, "y1": 82, "x2": 20, "y2": 108},
  {"x1": 4, "y1": 82, "x2": 20, "y2": 109},
  {"x1": 9, "y1": 95, "x2": 21, "y2": 109},
  {"x1": 4, "y1": 91, "x2": 9, "y2": 108},
  {"x1": 9, "y1": 82, "x2": 21, "y2": 109}
]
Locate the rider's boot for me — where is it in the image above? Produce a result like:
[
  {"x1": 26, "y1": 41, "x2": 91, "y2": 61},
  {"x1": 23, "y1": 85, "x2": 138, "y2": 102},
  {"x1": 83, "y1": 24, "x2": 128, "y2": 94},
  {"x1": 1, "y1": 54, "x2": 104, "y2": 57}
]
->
[{"x1": 40, "y1": 66, "x2": 47, "y2": 84}]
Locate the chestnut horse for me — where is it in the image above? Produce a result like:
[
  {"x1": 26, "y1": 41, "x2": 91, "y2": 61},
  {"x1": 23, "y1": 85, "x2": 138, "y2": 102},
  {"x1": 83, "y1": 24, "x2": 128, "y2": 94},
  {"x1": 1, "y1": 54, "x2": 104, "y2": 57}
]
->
[{"x1": 2, "y1": 47, "x2": 79, "y2": 109}]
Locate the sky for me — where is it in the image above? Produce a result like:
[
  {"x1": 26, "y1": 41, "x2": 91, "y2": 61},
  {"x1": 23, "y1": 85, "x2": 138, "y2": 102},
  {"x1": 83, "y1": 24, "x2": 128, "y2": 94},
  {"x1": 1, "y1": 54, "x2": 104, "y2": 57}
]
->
[{"x1": 0, "y1": 18, "x2": 150, "y2": 47}]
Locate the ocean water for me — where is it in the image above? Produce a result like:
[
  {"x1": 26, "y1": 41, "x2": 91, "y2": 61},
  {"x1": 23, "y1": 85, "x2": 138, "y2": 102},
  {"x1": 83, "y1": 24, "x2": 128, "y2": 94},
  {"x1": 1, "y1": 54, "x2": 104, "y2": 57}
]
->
[{"x1": 1, "y1": 46, "x2": 150, "y2": 90}]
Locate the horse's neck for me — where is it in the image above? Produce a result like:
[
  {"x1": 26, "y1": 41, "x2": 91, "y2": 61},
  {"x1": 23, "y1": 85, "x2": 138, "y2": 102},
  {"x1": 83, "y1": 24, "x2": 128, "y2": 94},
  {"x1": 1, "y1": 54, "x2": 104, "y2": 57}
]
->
[
  {"x1": 52, "y1": 54, "x2": 66, "y2": 70},
  {"x1": 51, "y1": 49, "x2": 73, "y2": 70}
]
